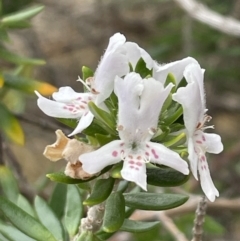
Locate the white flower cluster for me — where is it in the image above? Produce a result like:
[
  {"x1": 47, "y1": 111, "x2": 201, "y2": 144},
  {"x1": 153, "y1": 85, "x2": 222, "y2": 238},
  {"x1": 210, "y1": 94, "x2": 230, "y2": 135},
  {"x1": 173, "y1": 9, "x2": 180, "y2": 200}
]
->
[{"x1": 36, "y1": 33, "x2": 223, "y2": 202}]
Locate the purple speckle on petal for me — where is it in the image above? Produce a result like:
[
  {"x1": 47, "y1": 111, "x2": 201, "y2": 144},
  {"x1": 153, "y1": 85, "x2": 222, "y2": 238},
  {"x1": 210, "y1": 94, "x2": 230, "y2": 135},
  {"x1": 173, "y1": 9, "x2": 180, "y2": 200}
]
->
[
  {"x1": 136, "y1": 162, "x2": 142, "y2": 167},
  {"x1": 135, "y1": 167, "x2": 139, "y2": 171},
  {"x1": 112, "y1": 151, "x2": 118, "y2": 157},
  {"x1": 129, "y1": 160, "x2": 135, "y2": 165},
  {"x1": 151, "y1": 149, "x2": 159, "y2": 159}
]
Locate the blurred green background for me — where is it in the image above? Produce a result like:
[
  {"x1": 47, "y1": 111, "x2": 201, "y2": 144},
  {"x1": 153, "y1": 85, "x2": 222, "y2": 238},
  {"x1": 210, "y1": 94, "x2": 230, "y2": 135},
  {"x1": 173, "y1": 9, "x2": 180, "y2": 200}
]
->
[{"x1": 1, "y1": 0, "x2": 240, "y2": 240}]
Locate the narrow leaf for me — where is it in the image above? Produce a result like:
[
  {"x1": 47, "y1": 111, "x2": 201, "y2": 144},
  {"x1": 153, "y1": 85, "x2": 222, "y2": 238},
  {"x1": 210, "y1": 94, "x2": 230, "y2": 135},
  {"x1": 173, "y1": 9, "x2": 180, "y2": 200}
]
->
[
  {"x1": 0, "y1": 48, "x2": 45, "y2": 65},
  {"x1": 64, "y1": 185, "x2": 83, "y2": 237},
  {"x1": 0, "y1": 223, "x2": 35, "y2": 241},
  {"x1": 49, "y1": 183, "x2": 67, "y2": 219},
  {"x1": 34, "y1": 196, "x2": 64, "y2": 241},
  {"x1": 102, "y1": 192, "x2": 125, "y2": 233},
  {"x1": 124, "y1": 193, "x2": 188, "y2": 210},
  {"x1": 47, "y1": 166, "x2": 112, "y2": 184},
  {"x1": 0, "y1": 166, "x2": 19, "y2": 202},
  {"x1": 147, "y1": 167, "x2": 189, "y2": 187},
  {"x1": 120, "y1": 219, "x2": 160, "y2": 233},
  {"x1": 82, "y1": 66, "x2": 94, "y2": 81},
  {"x1": 84, "y1": 177, "x2": 115, "y2": 206},
  {"x1": 17, "y1": 194, "x2": 36, "y2": 218},
  {"x1": 88, "y1": 102, "x2": 116, "y2": 135},
  {"x1": 0, "y1": 197, "x2": 57, "y2": 241},
  {"x1": 1, "y1": 5, "x2": 44, "y2": 25}
]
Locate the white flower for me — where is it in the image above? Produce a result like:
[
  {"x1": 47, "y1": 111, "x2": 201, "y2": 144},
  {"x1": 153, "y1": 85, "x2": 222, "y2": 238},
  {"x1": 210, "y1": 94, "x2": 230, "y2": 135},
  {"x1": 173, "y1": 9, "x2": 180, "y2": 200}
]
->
[
  {"x1": 172, "y1": 63, "x2": 223, "y2": 202},
  {"x1": 80, "y1": 73, "x2": 189, "y2": 190},
  {"x1": 153, "y1": 57, "x2": 198, "y2": 85},
  {"x1": 35, "y1": 87, "x2": 95, "y2": 136},
  {"x1": 36, "y1": 33, "x2": 154, "y2": 135}
]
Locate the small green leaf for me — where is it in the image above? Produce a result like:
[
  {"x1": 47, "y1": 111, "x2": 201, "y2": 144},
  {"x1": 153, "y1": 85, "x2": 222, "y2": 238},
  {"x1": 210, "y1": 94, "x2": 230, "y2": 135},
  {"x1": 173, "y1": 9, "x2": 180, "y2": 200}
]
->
[
  {"x1": 0, "y1": 166, "x2": 19, "y2": 202},
  {"x1": 0, "y1": 197, "x2": 57, "y2": 241},
  {"x1": 64, "y1": 185, "x2": 83, "y2": 237},
  {"x1": 102, "y1": 192, "x2": 125, "y2": 233},
  {"x1": 0, "y1": 103, "x2": 24, "y2": 145},
  {"x1": 84, "y1": 177, "x2": 115, "y2": 206},
  {"x1": 0, "y1": 223, "x2": 35, "y2": 241},
  {"x1": 120, "y1": 219, "x2": 160, "y2": 233},
  {"x1": 82, "y1": 66, "x2": 94, "y2": 81},
  {"x1": 1, "y1": 20, "x2": 31, "y2": 29},
  {"x1": 124, "y1": 193, "x2": 188, "y2": 210},
  {"x1": 147, "y1": 167, "x2": 189, "y2": 187},
  {"x1": 34, "y1": 196, "x2": 64, "y2": 241},
  {"x1": 164, "y1": 73, "x2": 177, "y2": 93},
  {"x1": 163, "y1": 132, "x2": 186, "y2": 148},
  {"x1": 135, "y1": 58, "x2": 152, "y2": 78},
  {"x1": 88, "y1": 102, "x2": 116, "y2": 135},
  {"x1": 49, "y1": 183, "x2": 67, "y2": 219},
  {"x1": 163, "y1": 104, "x2": 183, "y2": 126},
  {"x1": 110, "y1": 162, "x2": 123, "y2": 179},
  {"x1": 47, "y1": 166, "x2": 112, "y2": 184},
  {"x1": 94, "y1": 133, "x2": 116, "y2": 146},
  {"x1": 1, "y1": 5, "x2": 44, "y2": 26}
]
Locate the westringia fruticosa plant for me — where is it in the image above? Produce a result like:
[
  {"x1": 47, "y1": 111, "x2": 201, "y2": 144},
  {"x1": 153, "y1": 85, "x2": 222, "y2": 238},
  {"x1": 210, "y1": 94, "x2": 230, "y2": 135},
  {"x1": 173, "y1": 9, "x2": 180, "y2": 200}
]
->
[{"x1": 35, "y1": 33, "x2": 223, "y2": 240}]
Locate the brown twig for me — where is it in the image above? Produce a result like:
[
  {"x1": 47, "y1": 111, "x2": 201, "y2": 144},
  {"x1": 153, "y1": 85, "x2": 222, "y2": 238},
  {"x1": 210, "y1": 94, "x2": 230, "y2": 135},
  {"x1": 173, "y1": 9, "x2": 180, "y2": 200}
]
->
[{"x1": 191, "y1": 196, "x2": 207, "y2": 241}]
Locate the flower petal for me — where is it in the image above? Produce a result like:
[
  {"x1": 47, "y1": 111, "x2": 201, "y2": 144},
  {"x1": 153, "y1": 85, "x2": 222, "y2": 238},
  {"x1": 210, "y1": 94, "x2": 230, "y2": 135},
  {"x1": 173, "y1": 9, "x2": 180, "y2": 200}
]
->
[
  {"x1": 80, "y1": 140, "x2": 123, "y2": 174},
  {"x1": 138, "y1": 79, "x2": 173, "y2": 132},
  {"x1": 52, "y1": 87, "x2": 91, "y2": 102},
  {"x1": 204, "y1": 133, "x2": 223, "y2": 154},
  {"x1": 146, "y1": 142, "x2": 189, "y2": 175},
  {"x1": 68, "y1": 111, "x2": 94, "y2": 136},
  {"x1": 187, "y1": 137, "x2": 199, "y2": 180},
  {"x1": 172, "y1": 79, "x2": 203, "y2": 136},
  {"x1": 93, "y1": 33, "x2": 129, "y2": 105},
  {"x1": 121, "y1": 158, "x2": 147, "y2": 191},
  {"x1": 114, "y1": 73, "x2": 144, "y2": 140},
  {"x1": 35, "y1": 91, "x2": 84, "y2": 118},
  {"x1": 153, "y1": 57, "x2": 198, "y2": 85},
  {"x1": 183, "y1": 63, "x2": 205, "y2": 110},
  {"x1": 124, "y1": 42, "x2": 153, "y2": 70},
  {"x1": 198, "y1": 159, "x2": 219, "y2": 202}
]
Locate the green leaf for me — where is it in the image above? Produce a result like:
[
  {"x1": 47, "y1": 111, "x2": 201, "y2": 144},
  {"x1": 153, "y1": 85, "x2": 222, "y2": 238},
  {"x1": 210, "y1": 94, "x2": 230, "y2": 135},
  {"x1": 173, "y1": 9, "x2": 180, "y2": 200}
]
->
[
  {"x1": 1, "y1": 5, "x2": 44, "y2": 26},
  {"x1": 0, "y1": 166, "x2": 19, "y2": 202},
  {"x1": 47, "y1": 166, "x2": 112, "y2": 184},
  {"x1": 64, "y1": 185, "x2": 83, "y2": 237},
  {"x1": 120, "y1": 219, "x2": 160, "y2": 233},
  {"x1": 124, "y1": 193, "x2": 188, "y2": 210},
  {"x1": 49, "y1": 183, "x2": 67, "y2": 219},
  {"x1": 82, "y1": 66, "x2": 94, "y2": 81},
  {"x1": 88, "y1": 102, "x2": 116, "y2": 135},
  {"x1": 84, "y1": 177, "x2": 115, "y2": 206},
  {"x1": 163, "y1": 132, "x2": 186, "y2": 147},
  {"x1": 0, "y1": 48, "x2": 45, "y2": 65},
  {"x1": 0, "y1": 197, "x2": 57, "y2": 241},
  {"x1": 135, "y1": 58, "x2": 152, "y2": 78},
  {"x1": 147, "y1": 167, "x2": 189, "y2": 187},
  {"x1": 3, "y1": 73, "x2": 54, "y2": 95},
  {"x1": 102, "y1": 192, "x2": 125, "y2": 233},
  {"x1": 34, "y1": 196, "x2": 64, "y2": 241},
  {"x1": 1, "y1": 20, "x2": 31, "y2": 28},
  {"x1": 0, "y1": 223, "x2": 35, "y2": 241},
  {"x1": 17, "y1": 194, "x2": 36, "y2": 218},
  {"x1": 164, "y1": 73, "x2": 177, "y2": 92},
  {"x1": 0, "y1": 232, "x2": 9, "y2": 241},
  {"x1": 94, "y1": 133, "x2": 116, "y2": 146},
  {"x1": 0, "y1": 103, "x2": 24, "y2": 145}
]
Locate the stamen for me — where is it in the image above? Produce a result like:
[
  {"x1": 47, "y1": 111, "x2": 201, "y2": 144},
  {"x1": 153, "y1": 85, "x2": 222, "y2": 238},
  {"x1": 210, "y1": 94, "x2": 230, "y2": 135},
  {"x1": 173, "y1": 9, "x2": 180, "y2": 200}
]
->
[{"x1": 77, "y1": 76, "x2": 92, "y2": 92}]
